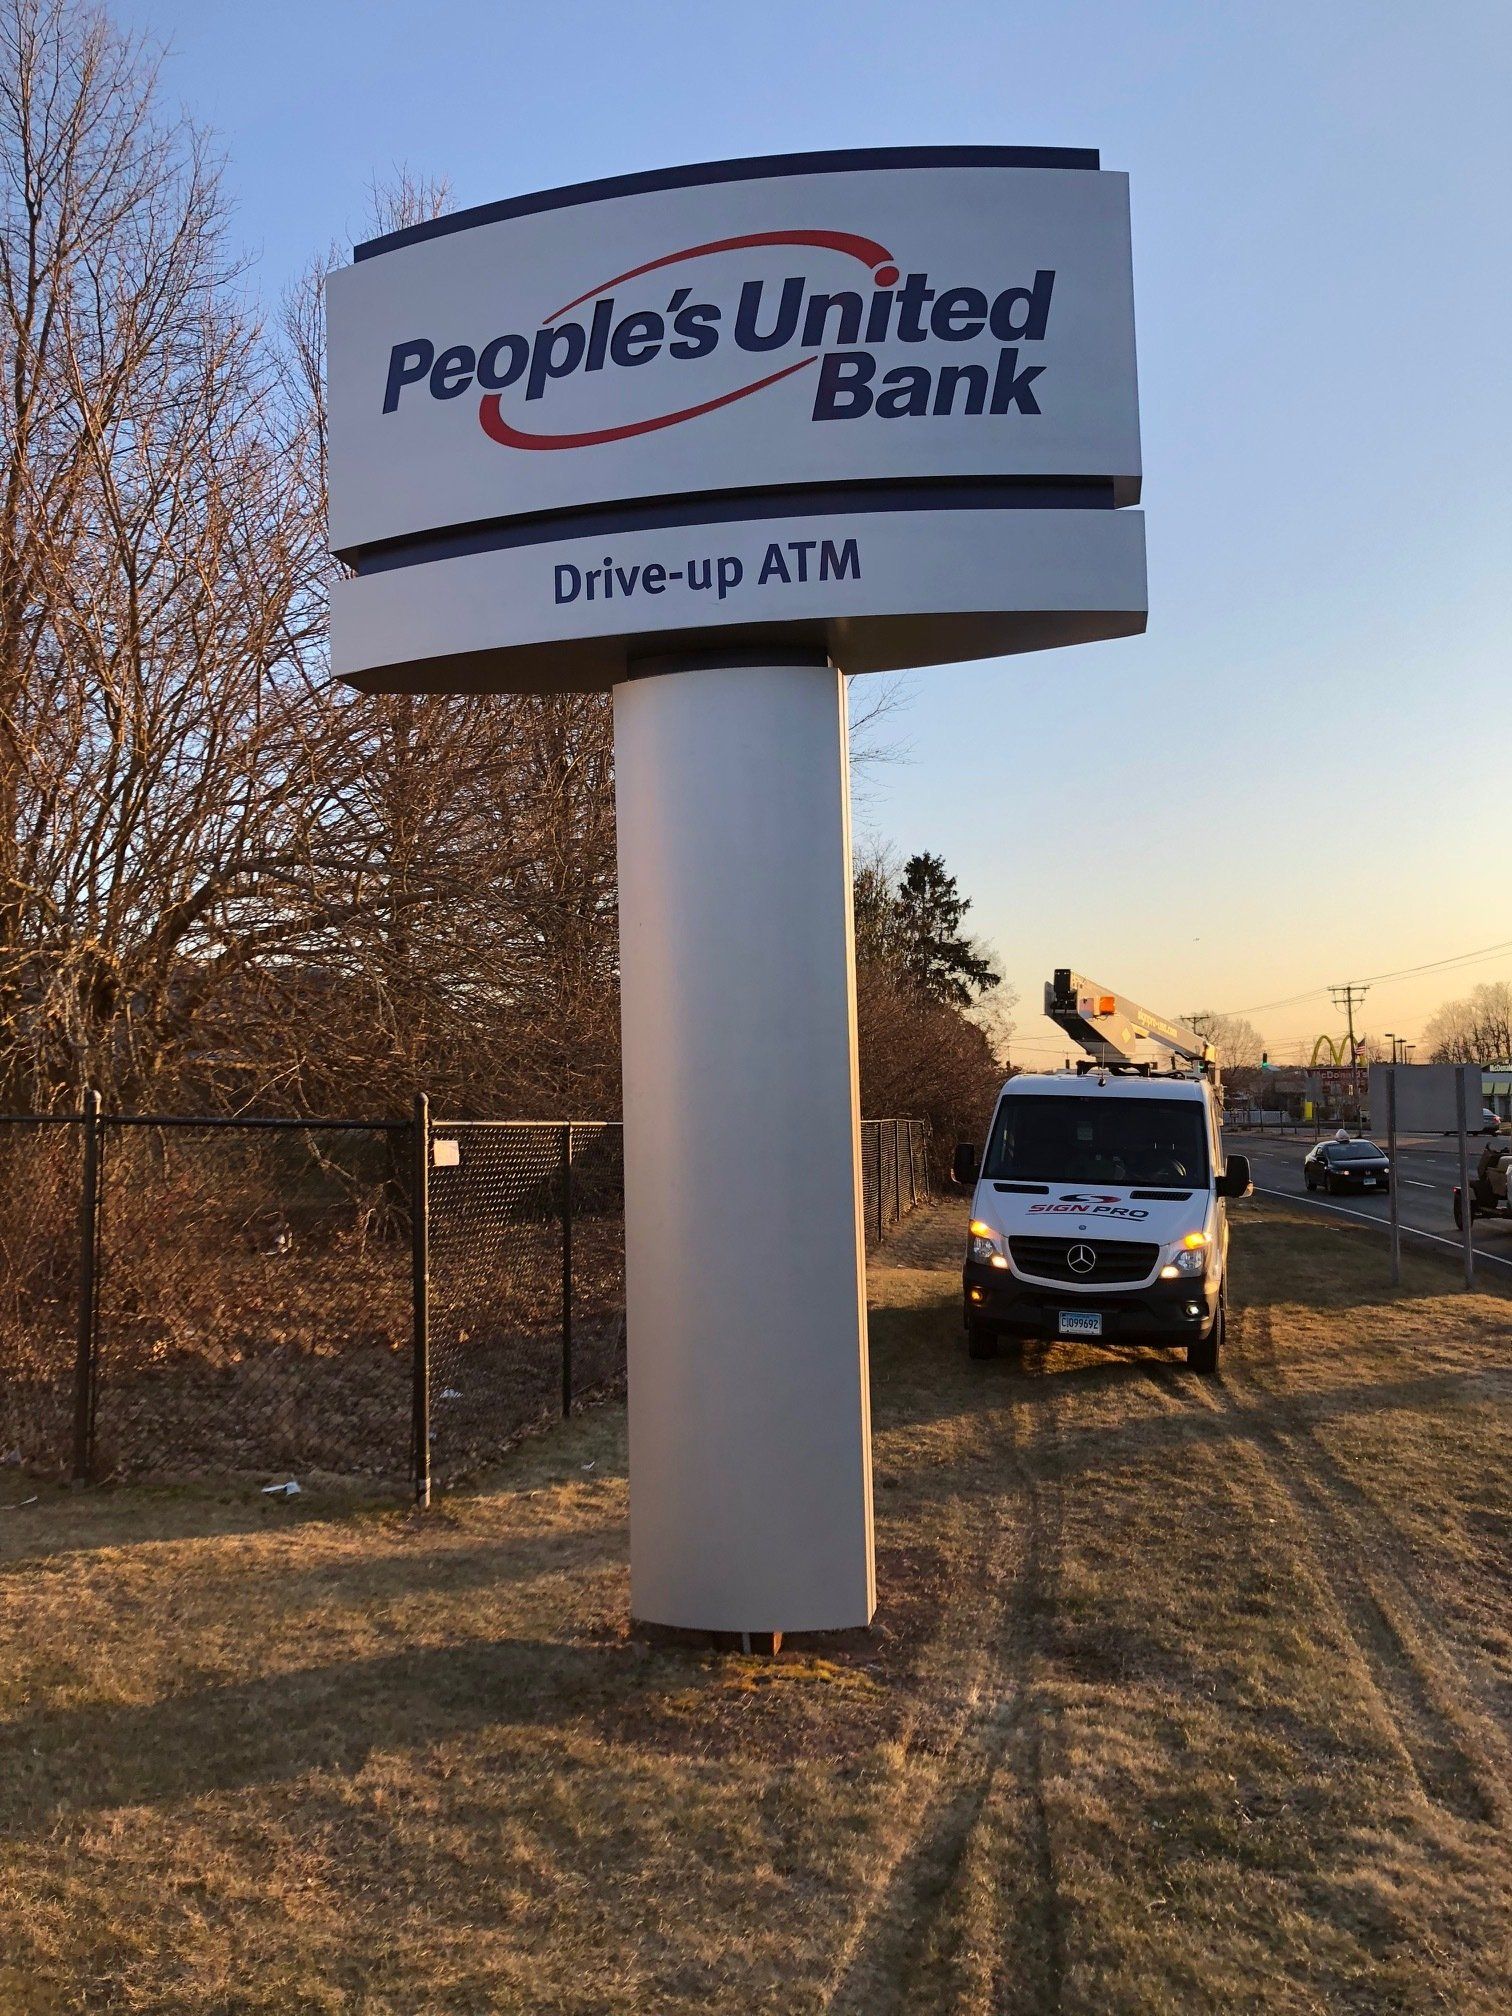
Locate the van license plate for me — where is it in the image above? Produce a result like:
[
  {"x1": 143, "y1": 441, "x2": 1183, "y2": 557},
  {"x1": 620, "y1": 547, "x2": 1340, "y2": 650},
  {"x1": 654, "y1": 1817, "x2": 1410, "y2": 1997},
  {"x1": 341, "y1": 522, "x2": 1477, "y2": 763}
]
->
[{"x1": 1059, "y1": 1310, "x2": 1103, "y2": 1339}]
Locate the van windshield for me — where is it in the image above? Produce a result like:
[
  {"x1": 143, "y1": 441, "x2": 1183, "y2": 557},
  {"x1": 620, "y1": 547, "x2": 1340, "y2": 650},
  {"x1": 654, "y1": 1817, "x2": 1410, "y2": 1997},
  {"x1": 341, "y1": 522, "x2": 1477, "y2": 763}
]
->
[{"x1": 983, "y1": 1095, "x2": 1210, "y2": 1189}]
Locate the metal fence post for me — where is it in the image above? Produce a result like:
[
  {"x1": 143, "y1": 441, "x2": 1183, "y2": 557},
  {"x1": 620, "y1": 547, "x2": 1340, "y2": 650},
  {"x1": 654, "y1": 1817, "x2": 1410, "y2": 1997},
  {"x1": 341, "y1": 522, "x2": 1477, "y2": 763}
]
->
[
  {"x1": 561, "y1": 1122, "x2": 574, "y2": 1418},
  {"x1": 874, "y1": 1124, "x2": 884, "y2": 1244},
  {"x1": 71, "y1": 1089, "x2": 101, "y2": 1483},
  {"x1": 893, "y1": 1120, "x2": 902, "y2": 1226},
  {"x1": 906, "y1": 1120, "x2": 916, "y2": 1209},
  {"x1": 411, "y1": 1092, "x2": 431, "y2": 1509}
]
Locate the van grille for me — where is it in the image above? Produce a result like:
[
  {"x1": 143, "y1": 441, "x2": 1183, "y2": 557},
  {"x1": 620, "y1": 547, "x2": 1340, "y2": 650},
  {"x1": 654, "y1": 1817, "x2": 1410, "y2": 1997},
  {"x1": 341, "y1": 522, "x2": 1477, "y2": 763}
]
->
[{"x1": 1008, "y1": 1236, "x2": 1160, "y2": 1285}]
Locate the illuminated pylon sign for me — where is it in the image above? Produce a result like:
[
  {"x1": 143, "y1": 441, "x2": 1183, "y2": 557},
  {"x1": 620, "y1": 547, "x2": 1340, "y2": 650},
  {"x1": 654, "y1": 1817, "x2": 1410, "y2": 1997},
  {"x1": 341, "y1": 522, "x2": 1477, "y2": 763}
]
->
[{"x1": 1310, "y1": 1034, "x2": 1347, "y2": 1066}]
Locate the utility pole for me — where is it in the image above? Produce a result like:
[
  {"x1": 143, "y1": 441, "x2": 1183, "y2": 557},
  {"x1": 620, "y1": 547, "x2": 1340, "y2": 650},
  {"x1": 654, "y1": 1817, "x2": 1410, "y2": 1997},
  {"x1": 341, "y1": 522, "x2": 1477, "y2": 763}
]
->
[
  {"x1": 1330, "y1": 983, "x2": 1368, "y2": 1064},
  {"x1": 1331, "y1": 982, "x2": 1369, "y2": 1113}
]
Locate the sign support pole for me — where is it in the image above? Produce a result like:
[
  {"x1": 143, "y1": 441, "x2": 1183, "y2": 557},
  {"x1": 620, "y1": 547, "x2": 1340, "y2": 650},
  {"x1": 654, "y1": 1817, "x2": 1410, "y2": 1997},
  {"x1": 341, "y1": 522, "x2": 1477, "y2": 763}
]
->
[
  {"x1": 1387, "y1": 1067, "x2": 1401, "y2": 1287},
  {"x1": 613, "y1": 651, "x2": 875, "y2": 1635},
  {"x1": 1456, "y1": 1067, "x2": 1476, "y2": 1290}
]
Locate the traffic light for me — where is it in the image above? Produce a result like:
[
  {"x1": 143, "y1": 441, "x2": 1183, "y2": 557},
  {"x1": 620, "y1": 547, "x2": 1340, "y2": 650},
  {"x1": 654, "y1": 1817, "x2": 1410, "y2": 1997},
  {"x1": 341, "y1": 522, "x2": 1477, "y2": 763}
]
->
[{"x1": 1260, "y1": 1053, "x2": 1272, "y2": 1071}]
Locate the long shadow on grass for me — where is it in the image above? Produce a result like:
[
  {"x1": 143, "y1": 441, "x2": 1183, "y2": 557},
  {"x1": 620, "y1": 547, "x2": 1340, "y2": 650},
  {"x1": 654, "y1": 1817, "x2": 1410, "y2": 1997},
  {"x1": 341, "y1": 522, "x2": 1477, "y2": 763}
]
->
[
  {"x1": 1229, "y1": 1211, "x2": 1512, "y2": 1310},
  {"x1": 0, "y1": 1635, "x2": 655, "y2": 1832},
  {"x1": 0, "y1": 1410, "x2": 631, "y2": 1569},
  {"x1": 867, "y1": 1292, "x2": 1506, "y2": 1492},
  {"x1": 225, "y1": 1516, "x2": 628, "y2": 1616}
]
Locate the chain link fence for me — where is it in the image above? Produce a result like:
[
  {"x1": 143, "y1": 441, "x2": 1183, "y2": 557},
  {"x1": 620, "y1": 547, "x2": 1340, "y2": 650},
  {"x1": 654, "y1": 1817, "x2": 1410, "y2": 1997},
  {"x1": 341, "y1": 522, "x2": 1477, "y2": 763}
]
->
[
  {"x1": 561, "y1": 1123, "x2": 627, "y2": 1400},
  {"x1": 2, "y1": 1103, "x2": 927, "y2": 1496},
  {"x1": 861, "y1": 1119, "x2": 930, "y2": 1248},
  {"x1": 0, "y1": 1118, "x2": 82, "y2": 1474},
  {"x1": 92, "y1": 1120, "x2": 412, "y2": 1483},
  {"x1": 422, "y1": 1120, "x2": 626, "y2": 1489},
  {"x1": 424, "y1": 1121, "x2": 569, "y2": 1488}
]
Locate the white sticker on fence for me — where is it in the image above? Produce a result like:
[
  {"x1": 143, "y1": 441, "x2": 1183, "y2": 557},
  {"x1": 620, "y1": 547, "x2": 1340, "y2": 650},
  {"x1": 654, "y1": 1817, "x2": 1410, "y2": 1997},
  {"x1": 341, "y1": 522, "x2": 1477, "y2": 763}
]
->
[{"x1": 432, "y1": 1137, "x2": 461, "y2": 1168}]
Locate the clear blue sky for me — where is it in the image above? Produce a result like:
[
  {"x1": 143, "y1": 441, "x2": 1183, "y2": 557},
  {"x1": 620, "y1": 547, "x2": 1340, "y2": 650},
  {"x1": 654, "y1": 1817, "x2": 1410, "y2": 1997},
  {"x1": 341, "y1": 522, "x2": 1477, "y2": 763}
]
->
[{"x1": 127, "y1": 0, "x2": 1511, "y2": 1063}]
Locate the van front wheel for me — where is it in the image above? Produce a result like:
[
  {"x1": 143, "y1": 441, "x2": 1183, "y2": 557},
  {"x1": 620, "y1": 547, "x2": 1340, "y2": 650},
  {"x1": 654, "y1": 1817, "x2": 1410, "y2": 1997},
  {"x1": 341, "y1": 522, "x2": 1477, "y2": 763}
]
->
[
  {"x1": 967, "y1": 1319, "x2": 998, "y2": 1361},
  {"x1": 1187, "y1": 1295, "x2": 1224, "y2": 1376}
]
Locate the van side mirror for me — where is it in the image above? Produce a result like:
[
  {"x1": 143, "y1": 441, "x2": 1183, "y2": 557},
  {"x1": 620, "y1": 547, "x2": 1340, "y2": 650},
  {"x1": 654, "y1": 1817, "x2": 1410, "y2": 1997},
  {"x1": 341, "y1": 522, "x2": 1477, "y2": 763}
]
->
[
  {"x1": 952, "y1": 1142, "x2": 979, "y2": 1187},
  {"x1": 1220, "y1": 1154, "x2": 1252, "y2": 1199}
]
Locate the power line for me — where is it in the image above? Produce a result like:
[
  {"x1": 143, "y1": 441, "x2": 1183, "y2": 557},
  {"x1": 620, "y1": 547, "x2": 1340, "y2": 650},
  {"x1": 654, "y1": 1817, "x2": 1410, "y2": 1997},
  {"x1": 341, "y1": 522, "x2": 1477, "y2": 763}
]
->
[
  {"x1": 1359, "y1": 937, "x2": 1512, "y2": 987},
  {"x1": 1217, "y1": 936, "x2": 1512, "y2": 1018},
  {"x1": 1009, "y1": 934, "x2": 1512, "y2": 1068}
]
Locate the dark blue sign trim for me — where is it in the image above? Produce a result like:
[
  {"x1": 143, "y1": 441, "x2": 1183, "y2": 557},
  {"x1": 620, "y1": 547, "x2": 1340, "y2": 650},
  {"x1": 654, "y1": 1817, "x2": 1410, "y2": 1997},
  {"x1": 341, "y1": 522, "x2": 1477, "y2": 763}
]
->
[
  {"x1": 345, "y1": 476, "x2": 1117, "y2": 575},
  {"x1": 354, "y1": 145, "x2": 1102, "y2": 263}
]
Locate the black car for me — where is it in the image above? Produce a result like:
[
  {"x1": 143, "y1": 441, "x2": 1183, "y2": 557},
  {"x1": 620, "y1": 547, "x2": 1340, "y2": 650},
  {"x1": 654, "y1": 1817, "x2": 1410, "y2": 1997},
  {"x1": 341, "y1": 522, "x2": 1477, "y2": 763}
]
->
[{"x1": 1303, "y1": 1138, "x2": 1392, "y2": 1195}]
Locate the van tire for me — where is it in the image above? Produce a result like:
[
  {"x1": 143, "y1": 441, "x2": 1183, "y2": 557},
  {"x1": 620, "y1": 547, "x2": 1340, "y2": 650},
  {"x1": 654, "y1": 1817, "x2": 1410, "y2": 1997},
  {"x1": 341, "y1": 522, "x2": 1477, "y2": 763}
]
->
[
  {"x1": 1187, "y1": 1295, "x2": 1223, "y2": 1376},
  {"x1": 967, "y1": 1320, "x2": 998, "y2": 1361}
]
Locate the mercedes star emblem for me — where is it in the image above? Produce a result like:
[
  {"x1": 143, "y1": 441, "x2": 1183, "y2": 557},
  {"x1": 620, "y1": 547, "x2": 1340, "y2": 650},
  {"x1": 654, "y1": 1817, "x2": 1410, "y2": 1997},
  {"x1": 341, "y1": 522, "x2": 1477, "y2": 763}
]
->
[{"x1": 1068, "y1": 1244, "x2": 1097, "y2": 1275}]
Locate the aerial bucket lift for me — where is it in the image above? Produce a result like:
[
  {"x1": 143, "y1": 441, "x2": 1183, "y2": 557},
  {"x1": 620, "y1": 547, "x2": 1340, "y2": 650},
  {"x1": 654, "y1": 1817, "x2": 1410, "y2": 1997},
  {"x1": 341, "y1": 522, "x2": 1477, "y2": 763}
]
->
[{"x1": 1045, "y1": 968, "x2": 1216, "y2": 1078}]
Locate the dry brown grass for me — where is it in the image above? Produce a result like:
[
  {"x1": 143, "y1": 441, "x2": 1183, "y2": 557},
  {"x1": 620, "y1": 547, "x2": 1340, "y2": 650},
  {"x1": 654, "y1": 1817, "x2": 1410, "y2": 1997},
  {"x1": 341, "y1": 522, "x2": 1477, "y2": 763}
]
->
[{"x1": 1, "y1": 1198, "x2": 1508, "y2": 2013}]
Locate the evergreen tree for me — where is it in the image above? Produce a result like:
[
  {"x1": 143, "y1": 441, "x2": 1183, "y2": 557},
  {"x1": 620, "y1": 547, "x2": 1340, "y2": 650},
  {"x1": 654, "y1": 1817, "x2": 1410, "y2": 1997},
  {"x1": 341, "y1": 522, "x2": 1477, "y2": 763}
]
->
[{"x1": 891, "y1": 853, "x2": 1000, "y2": 1007}]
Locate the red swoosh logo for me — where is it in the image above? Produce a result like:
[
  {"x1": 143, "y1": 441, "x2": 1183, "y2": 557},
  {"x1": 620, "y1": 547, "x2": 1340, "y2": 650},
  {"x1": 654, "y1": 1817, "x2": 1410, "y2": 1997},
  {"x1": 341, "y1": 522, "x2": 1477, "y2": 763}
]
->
[
  {"x1": 479, "y1": 355, "x2": 815, "y2": 451},
  {"x1": 547, "y1": 230, "x2": 897, "y2": 323}
]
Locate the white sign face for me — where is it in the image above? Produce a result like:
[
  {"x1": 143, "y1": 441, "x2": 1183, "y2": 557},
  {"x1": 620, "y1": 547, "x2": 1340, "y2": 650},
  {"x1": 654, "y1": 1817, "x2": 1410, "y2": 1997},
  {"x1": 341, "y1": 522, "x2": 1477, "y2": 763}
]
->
[
  {"x1": 333, "y1": 503, "x2": 1146, "y2": 691},
  {"x1": 326, "y1": 147, "x2": 1145, "y2": 691}
]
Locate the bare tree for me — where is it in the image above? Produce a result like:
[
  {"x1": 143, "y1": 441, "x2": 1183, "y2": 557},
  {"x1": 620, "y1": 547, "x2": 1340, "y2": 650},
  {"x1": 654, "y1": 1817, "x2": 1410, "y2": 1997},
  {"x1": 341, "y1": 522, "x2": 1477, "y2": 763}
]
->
[
  {"x1": 0, "y1": 1, "x2": 986, "y2": 1129},
  {"x1": 0, "y1": 0, "x2": 332, "y2": 1105},
  {"x1": 1187, "y1": 1011, "x2": 1266, "y2": 1070},
  {"x1": 1422, "y1": 981, "x2": 1512, "y2": 1065},
  {"x1": 269, "y1": 171, "x2": 622, "y2": 1119},
  {"x1": 0, "y1": 15, "x2": 620, "y2": 1121}
]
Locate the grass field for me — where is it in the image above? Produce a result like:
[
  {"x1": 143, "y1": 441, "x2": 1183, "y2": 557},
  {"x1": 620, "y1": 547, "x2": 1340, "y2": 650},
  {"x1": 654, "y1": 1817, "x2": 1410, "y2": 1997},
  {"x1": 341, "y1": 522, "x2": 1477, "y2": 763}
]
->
[{"x1": 2, "y1": 1199, "x2": 1508, "y2": 2013}]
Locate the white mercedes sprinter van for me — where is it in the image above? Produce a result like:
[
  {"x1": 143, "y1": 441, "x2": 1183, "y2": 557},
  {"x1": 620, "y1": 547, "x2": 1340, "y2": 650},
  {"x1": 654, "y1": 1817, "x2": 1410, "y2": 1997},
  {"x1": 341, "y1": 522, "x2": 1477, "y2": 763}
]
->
[{"x1": 953, "y1": 1070, "x2": 1252, "y2": 1373}]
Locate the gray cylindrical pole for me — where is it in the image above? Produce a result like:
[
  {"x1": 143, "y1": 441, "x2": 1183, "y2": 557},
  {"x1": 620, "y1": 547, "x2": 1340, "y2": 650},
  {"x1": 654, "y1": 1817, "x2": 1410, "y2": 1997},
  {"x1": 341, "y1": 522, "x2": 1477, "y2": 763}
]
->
[
  {"x1": 614, "y1": 654, "x2": 874, "y2": 1636},
  {"x1": 1386, "y1": 1067, "x2": 1401, "y2": 1287},
  {"x1": 1456, "y1": 1068, "x2": 1475, "y2": 1290}
]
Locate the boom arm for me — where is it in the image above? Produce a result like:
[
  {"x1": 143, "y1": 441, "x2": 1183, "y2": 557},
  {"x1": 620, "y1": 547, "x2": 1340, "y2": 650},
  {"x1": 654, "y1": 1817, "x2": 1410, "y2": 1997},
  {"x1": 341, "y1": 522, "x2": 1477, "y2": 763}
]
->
[{"x1": 1045, "y1": 969, "x2": 1216, "y2": 1075}]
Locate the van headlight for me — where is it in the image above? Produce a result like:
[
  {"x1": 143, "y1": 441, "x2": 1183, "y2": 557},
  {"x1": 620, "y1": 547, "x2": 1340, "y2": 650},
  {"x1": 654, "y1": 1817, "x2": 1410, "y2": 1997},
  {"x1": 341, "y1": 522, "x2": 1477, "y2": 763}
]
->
[
  {"x1": 968, "y1": 1220, "x2": 1004, "y2": 1265},
  {"x1": 1171, "y1": 1247, "x2": 1206, "y2": 1275}
]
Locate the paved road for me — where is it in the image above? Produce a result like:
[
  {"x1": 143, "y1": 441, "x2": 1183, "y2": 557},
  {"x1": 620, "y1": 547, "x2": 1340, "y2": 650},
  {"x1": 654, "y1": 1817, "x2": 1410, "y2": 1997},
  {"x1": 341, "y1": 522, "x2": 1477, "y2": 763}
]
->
[{"x1": 1229, "y1": 1128, "x2": 1512, "y2": 1280}]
